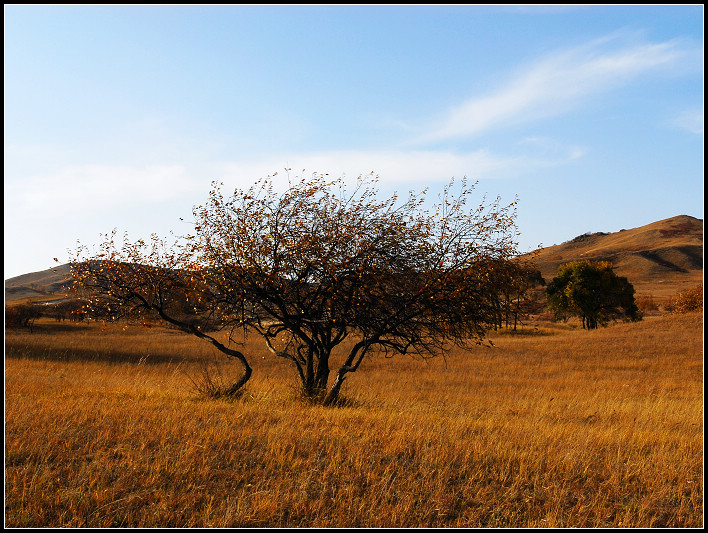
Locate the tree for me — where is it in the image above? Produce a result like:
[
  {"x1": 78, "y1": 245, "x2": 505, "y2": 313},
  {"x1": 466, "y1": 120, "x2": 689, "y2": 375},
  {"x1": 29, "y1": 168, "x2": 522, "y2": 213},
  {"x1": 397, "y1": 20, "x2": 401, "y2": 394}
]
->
[
  {"x1": 480, "y1": 257, "x2": 545, "y2": 331},
  {"x1": 545, "y1": 260, "x2": 641, "y2": 329},
  {"x1": 72, "y1": 173, "x2": 519, "y2": 405}
]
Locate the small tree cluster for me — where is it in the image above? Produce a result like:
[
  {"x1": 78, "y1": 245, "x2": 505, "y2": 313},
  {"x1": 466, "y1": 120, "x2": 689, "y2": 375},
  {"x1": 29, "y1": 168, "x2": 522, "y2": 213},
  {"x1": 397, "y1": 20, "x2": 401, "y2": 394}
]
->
[
  {"x1": 546, "y1": 260, "x2": 641, "y2": 329},
  {"x1": 482, "y1": 257, "x2": 545, "y2": 330},
  {"x1": 42, "y1": 299, "x2": 89, "y2": 322},
  {"x1": 72, "y1": 173, "x2": 519, "y2": 405},
  {"x1": 5, "y1": 303, "x2": 43, "y2": 332}
]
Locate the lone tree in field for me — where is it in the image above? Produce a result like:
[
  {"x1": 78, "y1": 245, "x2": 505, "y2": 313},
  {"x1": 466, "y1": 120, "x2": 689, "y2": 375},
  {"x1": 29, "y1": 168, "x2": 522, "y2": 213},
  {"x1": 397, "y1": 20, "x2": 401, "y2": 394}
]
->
[
  {"x1": 73, "y1": 173, "x2": 519, "y2": 405},
  {"x1": 545, "y1": 260, "x2": 641, "y2": 330}
]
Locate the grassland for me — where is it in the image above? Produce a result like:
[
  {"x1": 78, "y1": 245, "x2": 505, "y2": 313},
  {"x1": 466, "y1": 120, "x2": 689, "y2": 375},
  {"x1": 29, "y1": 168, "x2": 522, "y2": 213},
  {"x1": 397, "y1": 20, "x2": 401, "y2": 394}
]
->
[{"x1": 4, "y1": 312, "x2": 703, "y2": 527}]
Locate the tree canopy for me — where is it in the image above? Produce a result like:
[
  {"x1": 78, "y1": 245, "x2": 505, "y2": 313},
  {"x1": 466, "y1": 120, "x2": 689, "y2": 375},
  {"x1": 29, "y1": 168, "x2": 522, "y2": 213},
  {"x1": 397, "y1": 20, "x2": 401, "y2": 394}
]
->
[
  {"x1": 545, "y1": 260, "x2": 641, "y2": 330},
  {"x1": 72, "y1": 173, "x2": 520, "y2": 405}
]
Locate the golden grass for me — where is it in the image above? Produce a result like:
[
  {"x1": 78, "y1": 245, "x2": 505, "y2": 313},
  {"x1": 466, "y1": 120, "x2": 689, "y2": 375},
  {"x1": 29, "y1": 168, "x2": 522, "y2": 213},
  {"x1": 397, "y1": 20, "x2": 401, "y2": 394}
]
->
[{"x1": 5, "y1": 313, "x2": 703, "y2": 527}]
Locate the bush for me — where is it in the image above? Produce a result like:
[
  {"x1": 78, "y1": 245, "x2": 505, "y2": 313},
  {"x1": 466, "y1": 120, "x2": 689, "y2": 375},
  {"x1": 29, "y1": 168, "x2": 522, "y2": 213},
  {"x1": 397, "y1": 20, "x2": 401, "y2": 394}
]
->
[
  {"x1": 670, "y1": 283, "x2": 703, "y2": 314},
  {"x1": 636, "y1": 294, "x2": 659, "y2": 312}
]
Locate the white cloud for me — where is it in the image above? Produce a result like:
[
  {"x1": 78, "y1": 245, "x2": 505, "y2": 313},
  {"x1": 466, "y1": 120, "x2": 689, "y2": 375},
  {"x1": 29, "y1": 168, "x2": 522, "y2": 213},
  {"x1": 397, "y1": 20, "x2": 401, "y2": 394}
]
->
[
  {"x1": 216, "y1": 149, "x2": 507, "y2": 187},
  {"x1": 6, "y1": 144, "x2": 584, "y2": 221},
  {"x1": 417, "y1": 34, "x2": 689, "y2": 143},
  {"x1": 212, "y1": 144, "x2": 586, "y2": 195},
  {"x1": 672, "y1": 108, "x2": 704, "y2": 135},
  {"x1": 6, "y1": 164, "x2": 200, "y2": 219}
]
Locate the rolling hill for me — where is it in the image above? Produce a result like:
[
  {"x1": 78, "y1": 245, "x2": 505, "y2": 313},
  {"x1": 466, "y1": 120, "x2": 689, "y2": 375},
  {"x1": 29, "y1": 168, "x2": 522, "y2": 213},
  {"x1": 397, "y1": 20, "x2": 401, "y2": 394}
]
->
[
  {"x1": 527, "y1": 214, "x2": 703, "y2": 302},
  {"x1": 5, "y1": 263, "x2": 74, "y2": 303},
  {"x1": 4, "y1": 215, "x2": 703, "y2": 305}
]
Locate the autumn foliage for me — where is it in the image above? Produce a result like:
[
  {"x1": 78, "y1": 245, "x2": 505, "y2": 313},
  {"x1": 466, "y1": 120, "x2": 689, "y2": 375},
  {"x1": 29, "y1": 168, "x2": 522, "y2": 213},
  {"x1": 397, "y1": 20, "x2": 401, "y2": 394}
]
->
[
  {"x1": 72, "y1": 173, "x2": 519, "y2": 405},
  {"x1": 668, "y1": 283, "x2": 703, "y2": 313}
]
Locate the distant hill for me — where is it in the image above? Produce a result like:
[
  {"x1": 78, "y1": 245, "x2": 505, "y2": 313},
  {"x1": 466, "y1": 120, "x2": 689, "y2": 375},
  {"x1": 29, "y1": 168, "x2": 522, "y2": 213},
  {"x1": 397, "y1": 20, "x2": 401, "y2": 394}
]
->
[
  {"x1": 5, "y1": 263, "x2": 74, "y2": 303},
  {"x1": 5, "y1": 215, "x2": 703, "y2": 304},
  {"x1": 526, "y1": 215, "x2": 703, "y2": 302}
]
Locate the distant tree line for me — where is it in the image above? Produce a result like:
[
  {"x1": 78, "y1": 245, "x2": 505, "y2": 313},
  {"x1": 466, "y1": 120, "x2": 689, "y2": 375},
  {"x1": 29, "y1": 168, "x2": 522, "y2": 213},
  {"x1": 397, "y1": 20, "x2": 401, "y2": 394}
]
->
[
  {"x1": 5, "y1": 300, "x2": 89, "y2": 331},
  {"x1": 5, "y1": 303, "x2": 44, "y2": 333}
]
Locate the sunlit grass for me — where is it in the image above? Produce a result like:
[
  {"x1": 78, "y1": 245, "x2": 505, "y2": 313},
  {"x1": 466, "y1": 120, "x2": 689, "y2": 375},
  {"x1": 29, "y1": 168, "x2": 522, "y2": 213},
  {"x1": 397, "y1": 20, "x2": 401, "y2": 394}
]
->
[{"x1": 5, "y1": 313, "x2": 703, "y2": 527}]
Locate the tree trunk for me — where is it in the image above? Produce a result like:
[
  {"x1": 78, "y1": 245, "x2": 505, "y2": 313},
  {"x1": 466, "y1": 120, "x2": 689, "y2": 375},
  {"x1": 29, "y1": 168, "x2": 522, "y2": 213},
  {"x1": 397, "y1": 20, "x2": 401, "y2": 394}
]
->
[
  {"x1": 305, "y1": 348, "x2": 315, "y2": 391},
  {"x1": 152, "y1": 305, "x2": 254, "y2": 395},
  {"x1": 224, "y1": 362, "x2": 253, "y2": 397},
  {"x1": 315, "y1": 352, "x2": 330, "y2": 390},
  {"x1": 300, "y1": 347, "x2": 331, "y2": 398},
  {"x1": 323, "y1": 369, "x2": 346, "y2": 406}
]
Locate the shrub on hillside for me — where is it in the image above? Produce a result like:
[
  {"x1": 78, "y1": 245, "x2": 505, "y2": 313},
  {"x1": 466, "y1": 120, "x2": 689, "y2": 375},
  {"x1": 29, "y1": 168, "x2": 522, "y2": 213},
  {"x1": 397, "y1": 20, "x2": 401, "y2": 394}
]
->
[
  {"x1": 636, "y1": 294, "x2": 659, "y2": 313},
  {"x1": 669, "y1": 283, "x2": 703, "y2": 314}
]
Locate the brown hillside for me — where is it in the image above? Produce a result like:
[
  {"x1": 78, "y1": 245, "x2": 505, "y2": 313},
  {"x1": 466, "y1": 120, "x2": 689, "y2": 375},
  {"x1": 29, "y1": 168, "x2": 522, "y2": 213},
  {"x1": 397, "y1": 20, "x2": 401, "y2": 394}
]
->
[
  {"x1": 528, "y1": 215, "x2": 703, "y2": 302},
  {"x1": 5, "y1": 264, "x2": 74, "y2": 303}
]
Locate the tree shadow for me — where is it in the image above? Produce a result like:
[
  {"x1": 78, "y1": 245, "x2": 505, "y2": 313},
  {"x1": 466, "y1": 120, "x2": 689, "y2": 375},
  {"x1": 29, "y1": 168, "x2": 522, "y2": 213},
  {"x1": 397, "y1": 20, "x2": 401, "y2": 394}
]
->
[{"x1": 4, "y1": 343, "x2": 184, "y2": 366}]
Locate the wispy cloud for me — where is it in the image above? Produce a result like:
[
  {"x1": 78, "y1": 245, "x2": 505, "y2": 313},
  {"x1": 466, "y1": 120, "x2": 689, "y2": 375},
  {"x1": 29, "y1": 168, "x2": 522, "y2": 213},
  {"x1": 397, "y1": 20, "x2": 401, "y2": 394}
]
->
[
  {"x1": 6, "y1": 144, "x2": 585, "y2": 226},
  {"x1": 213, "y1": 145, "x2": 585, "y2": 194},
  {"x1": 417, "y1": 34, "x2": 691, "y2": 144},
  {"x1": 672, "y1": 108, "x2": 704, "y2": 135},
  {"x1": 5, "y1": 32, "x2": 696, "y2": 239},
  {"x1": 215, "y1": 149, "x2": 510, "y2": 190},
  {"x1": 6, "y1": 164, "x2": 199, "y2": 219}
]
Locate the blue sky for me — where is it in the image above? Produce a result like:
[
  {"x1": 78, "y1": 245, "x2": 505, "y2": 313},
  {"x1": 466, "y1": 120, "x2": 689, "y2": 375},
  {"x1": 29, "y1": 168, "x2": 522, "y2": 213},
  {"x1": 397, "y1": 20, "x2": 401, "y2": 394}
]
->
[{"x1": 4, "y1": 5, "x2": 704, "y2": 280}]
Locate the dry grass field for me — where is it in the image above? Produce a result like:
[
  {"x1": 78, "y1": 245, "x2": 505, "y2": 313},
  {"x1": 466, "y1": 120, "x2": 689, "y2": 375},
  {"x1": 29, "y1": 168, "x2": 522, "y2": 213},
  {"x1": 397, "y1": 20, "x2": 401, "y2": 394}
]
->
[{"x1": 4, "y1": 311, "x2": 703, "y2": 527}]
